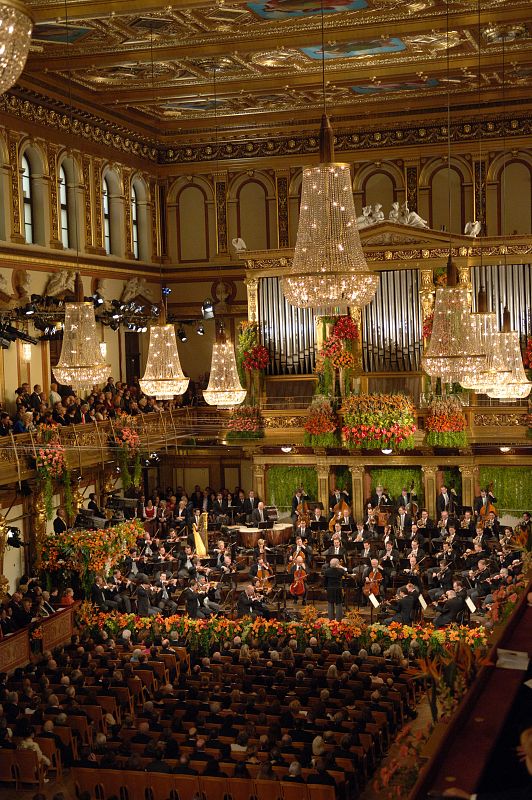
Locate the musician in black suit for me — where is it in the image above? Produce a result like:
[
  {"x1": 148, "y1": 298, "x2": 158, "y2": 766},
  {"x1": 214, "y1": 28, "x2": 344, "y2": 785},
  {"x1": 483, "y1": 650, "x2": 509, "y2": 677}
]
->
[
  {"x1": 237, "y1": 584, "x2": 270, "y2": 619},
  {"x1": 383, "y1": 587, "x2": 416, "y2": 624},
  {"x1": 183, "y1": 580, "x2": 208, "y2": 619},
  {"x1": 136, "y1": 583, "x2": 159, "y2": 617},
  {"x1": 329, "y1": 488, "x2": 349, "y2": 511},
  {"x1": 395, "y1": 508, "x2": 412, "y2": 536},
  {"x1": 53, "y1": 507, "x2": 68, "y2": 535},
  {"x1": 397, "y1": 487, "x2": 413, "y2": 509},
  {"x1": 434, "y1": 590, "x2": 465, "y2": 627},
  {"x1": 251, "y1": 501, "x2": 268, "y2": 525},
  {"x1": 370, "y1": 485, "x2": 392, "y2": 508},
  {"x1": 378, "y1": 542, "x2": 400, "y2": 587},
  {"x1": 243, "y1": 490, "x2": 260, "y2": 518},
  {"x1": 324, "y1": 532, "x2": 347, "y2": 563},
  {"x1": 323, "y1": 558, "x2": 348, "y2": 621},
  {"x1": 310, "y1": 506, "x2": 328, "y2": 533},
  {"x1": 473, "y1": 488, "x2": 497, "y2": 517},
  {"x1": 87, "y1": 493, "x2": 105, "y2": 517}
]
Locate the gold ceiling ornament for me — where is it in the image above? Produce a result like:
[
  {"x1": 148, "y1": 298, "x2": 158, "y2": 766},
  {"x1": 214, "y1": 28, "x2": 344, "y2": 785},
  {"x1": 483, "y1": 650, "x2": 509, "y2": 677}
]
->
[
  {"x1": 486, "y1": 308, "x2": 531, "y2": 400},
  {"x1": 281, "y1": 114, "x2": 379, "y2": 310},
  {"x1": 53, "y1": 274, "x2": 110, "y2": 393},
  {"x1": 0, "y1": 1, "x2": 32, "y2": 96},
  {"x1": 459, "y1": 287, "x2": 509, "y2": 393},
  {"x1": 139, "y1": 306, "x2": 189, "y2": 400},
  {"x1": 422, "y1": 256, "x2": 486, "y2": 384},
  {"x1": 203, "y1": 324, "x2": 246, "y2": 408}
]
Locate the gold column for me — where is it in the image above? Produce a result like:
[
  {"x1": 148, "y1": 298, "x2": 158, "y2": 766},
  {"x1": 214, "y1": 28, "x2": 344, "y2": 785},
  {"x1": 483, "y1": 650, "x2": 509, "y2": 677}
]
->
[
  {"x1": 349, "y1": 465, "x2": 365, "y2": 522},
  {"x1": 92, "y1": 157, "x2": 105, "y2": 253},
  {"x1": 253, "y1": 462, "x2": 266, "y2": 502},
  {"x1": 459, "y1": 465, "x2": 477, "y2": 511},
  {"x1": 214, "y1": 172, "x2": 228, "y2": 255},
  {"x1": 404, "y1": 161, "x2": 419, "y2": 212},
  {"x1": 420, "y1": 269, "x2": 435, "y2": 332},
  {"x1": 473, "y1": 156, "x2": 487, "y2": 229},
  {"x1": 8, "y1": 132, "x2": 24, "y2": 243},
  {"x1": 47, "y1": 143, "x2": 62, "y2": 249},
  {"x1": 245, "y1": 277, "x2": 259, "y2": 323},
  {"x1": 31, "y1": 491, "x2": 47, "y2": 569},
  {"x1": 82, "y1": 154, "x2": 95, "y2": 250},
  {"x1": 315, "y1": 459, "x2": 330, "y2": 510},
  {"x1": 150, "y1": 178, "x2": 159, "y2": 260},
  {"x1": 123, "y1": 167, "x2": 134, "y2": 259},
  {"x1": 276, "y1": 171, "x2": 289, "y2": 248},
  {"x1": 422, "y1": 465, "x2": 437, "y2": 519}
]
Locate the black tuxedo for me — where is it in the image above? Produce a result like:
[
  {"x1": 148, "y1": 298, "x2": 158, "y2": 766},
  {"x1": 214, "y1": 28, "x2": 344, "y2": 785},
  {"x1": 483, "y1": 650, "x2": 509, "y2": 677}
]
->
[
  {"x1": 182, "y1": 587, "x2": 204, "y2": 618},
  {"x1": 386, "y1": 594, "x2": 416, "y2": 624},
  {"x1": 251, "y1": 507, "x2": 268, "y2": 525},
  {"x1": 53, "y1": 516, "x2": 68, "y2": 534},
  {"x1": 323, "y1": 566, "x2": 345, "y2": 602},
  {"x1": 474, "y1": 493, "x2": 497, "y2": 516},
  {"x1": 324, "y1": 545, "x2": 346, "y2": 562},
  {"x1": 396, "y1": 512, "x2": 412, "y2": 534},
  {"x1": 370, "y1": 492, "x2": 391, "y2": 508},
  {"x1": 378, "y1": 549, "x2": 400, "y2": 569},
  {"x1": 434, "y1": 595, "x2": 465, "y2": 627}
]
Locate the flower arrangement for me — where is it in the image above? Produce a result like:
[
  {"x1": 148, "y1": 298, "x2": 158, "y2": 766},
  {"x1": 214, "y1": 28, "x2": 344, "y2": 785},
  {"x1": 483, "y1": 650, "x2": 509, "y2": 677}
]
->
[
  {"x1": 243, "y1": 344, "x2": 270, "y2": 372},
  {"x1": 76, "y1": 605, "x2": 489, "y2": 660},
  {"x1": 42, "y1": 518, "x2": 144, "y2": 596},
  {"x1": 113, "y1": 419, "x2": 142, "y2": 491},
  {"x1": 35, "y1": 424, "x2": 71, "y2": 520},
  {"x1": 422, "y1": 313, "x2": 434, "y2": 340},
  {"x1": 486, "y1": 574, "x2": 527, "y2": 625},
  {"x1": 425, "y1": 396, "x2": 468, "y2": 448},
  {"x1": 332, "y1": 315, "x2": 359, "y2": 341},
  {"x1": 342, "y1": 394, "x2": 417, "y2": 450},
  {"x1": 227, "y1": 405, "x2": 264, "y2": 440},
  {"x1": 522, "y1": 336, "x2": 532, "y2": 369},
  {"x1": 237, "y1": 321, "x2": 269, "y2": 405},
  {"x1": 304, "y1": 395, "x2": 339, "y2": 448}
]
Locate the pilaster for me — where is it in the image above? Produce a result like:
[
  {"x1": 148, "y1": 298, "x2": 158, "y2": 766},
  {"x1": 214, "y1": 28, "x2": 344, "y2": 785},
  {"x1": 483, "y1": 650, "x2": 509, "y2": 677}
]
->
[
  {"x1": 7, "y1": 132, "x2": 24, "y2": 243},
  {"x1": 459, "y1": 464, "x2": 478, "y2": 511},
  {"x1": 252, "y1": 462, "x2": 266, "y2": 501},
  {"x1": 349, "y1": 465, "x2": 365, "y2": 522},
  {"x1": 276, "y1": 171, "x2": 289, "y2": 248},
  {"x1": 422, "y1": 465, "x2": 438, "y2": 520},
  {"x1": 245, "y1": 277, "x2": 259, "y2": 323},
  {"x1": 315, "y1": 459, "x2": 330, "y2": 510},
  {"x1": 214, "y1": 172, "x2": 228, "y2": 255}
]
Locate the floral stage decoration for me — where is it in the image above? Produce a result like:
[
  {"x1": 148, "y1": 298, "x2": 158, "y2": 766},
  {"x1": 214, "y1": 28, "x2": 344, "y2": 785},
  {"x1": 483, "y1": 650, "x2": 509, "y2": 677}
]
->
[
  {"x1": 237, "y1": 321, "x2": 270, "y2": 405},
  {"x1": 76, "y1": 602, "x2": 488, "y2": 658},
  {"x1": 315, "y1": 315, "x2": 359, "y2": 398},
  {"x1": 227, "y1": 405, "x2": 264, "y2": 440},
  {"x1": 422, "y1": 312, "x2": 434, "y2": 341},
  {"x1": 425, "y1": 395, "x2": 468, "y2": 448},
  {"x1": 303, "y1": 395, "x2": 339, "y2": 448},
  {"x1": 35, "y1": 424, "x2": 72, "y2": 520},
  {"x1": 42, "y1": 518, "x2": 143, "y2": 595},
  {"x1": 113, "y1": 416, "x2": 142, "y2": 490},
  {"x1": 342, "y1": 393, "x2": 417, "y2": 450}
]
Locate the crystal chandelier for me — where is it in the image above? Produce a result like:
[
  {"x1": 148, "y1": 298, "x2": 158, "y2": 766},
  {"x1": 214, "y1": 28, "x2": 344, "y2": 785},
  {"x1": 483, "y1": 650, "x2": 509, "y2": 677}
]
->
[
  {"x1": 140, "y1": 310, "x2": 189, "y2": 400},
  {"x1": 203, "y1": 327, "x2": 246, "y2": 408},
  {"x1": 486, "y1": 308, "x2": 531, "y2": 399},
  {"x1": 281, "y1": 115, "x2": 379, "y2": 310},
  {"x1": 54, "y1": 274, "x2": 110, "y2": 392},
  {"x1": 459, "y1": 288, "x2": 509, "y2": 393},
  {"x1": 422, "y1": 257, "x2": 486, "y2": 383},
  {"x1": 0, "y1": 1, "x2": 33, "y2": 95}
]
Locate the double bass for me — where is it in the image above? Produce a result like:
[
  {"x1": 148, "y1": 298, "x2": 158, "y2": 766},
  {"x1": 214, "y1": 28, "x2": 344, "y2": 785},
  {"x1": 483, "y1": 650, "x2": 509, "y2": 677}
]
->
[
  {"x1": 329, "y1": 498, "x2": 352, "y2": 533},
  {"x1": 479, "y1": 483, "x2": 498, "y2": 523},
  {"x1": 363, "y1": 567, "x2": 383, "y2": 597}
]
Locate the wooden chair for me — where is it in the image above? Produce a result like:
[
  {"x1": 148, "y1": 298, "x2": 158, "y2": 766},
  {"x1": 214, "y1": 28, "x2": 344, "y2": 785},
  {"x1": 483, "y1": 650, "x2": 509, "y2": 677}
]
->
[
  {"x1": 103, "y1": 768, "x2": 148, "y2": 800},
  {"x1": 97, "y1": 693, "x2": 122, "y2": 724},
  {"x1": 110, "y1": 685, "x2": 135, "y2": 715},
  {"x1": 55, "y1": 725, "x2": 79, "y2": 760},
  {"x1": 128, "y1": 676, "x2": 147, "y2": 706},
  {"x1": 68, "y1": 714, "x2": 93, "y2": 747},
  {"x1": 281, "y1": 781, "x2": 310, "y2": 800},
  {"x1": 254, "y1": 778, "x2": 283, "y2": 800},
  {"x1": 227, "y1": 777, "x2": 255, "y2": 800},
  {"x1": 13, "y1": 750, "x2": 45, "y2": 790},
  {"x1": 173, "y1": 774, "x2": 201, "y2": 800},
  {"x1": 174, "y1": 646, "x2": 191, "y2": 674},
  {"x1": 147, "y1": 660, "x2": 170, "y2": 684},
  {"x1": 159, "y1": 652, "x2": 179, "y2": 678},
  {"x1": 199, "y1": 775, "x2": 230, "y2": 800},
  {"x1": 0, "y1": 749, "x2": 16, "y2": 788},
  {"x1": 306, "y1": 785, "x2": 337, "y2": 800},
  {"x1": 135, "y1": 668, "x2": 158, "y2": 694},
  {"x1": 72, "y1": 766, "x2": 105, "y2": 799},
  {"x1": 145, "y1": 771, "x2": 176, "y2": 800},
  {"x1": 83, "y1": 704, "x2": 106, "y2": 733},
  {"x1": 35, "y1": 736, "x2": 62, "y2": 778}
]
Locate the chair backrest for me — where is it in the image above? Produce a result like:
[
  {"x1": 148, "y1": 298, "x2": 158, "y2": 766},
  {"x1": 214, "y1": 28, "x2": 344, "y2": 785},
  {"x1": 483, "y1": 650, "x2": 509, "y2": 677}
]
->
[
  {"x1": 14, "y1": 749, "x2": 42, "y2": 785},
  {"x1": 306, "y1": 784, "x2": 337, "y2": 800},
  {"x1": 145, "y1": 771, "x2": 175, "y2": 800},
  {"x1": 281, "y1": 781, "x2": 310, "y2": 800},
  {"x1": 103, "y1": 768, "x2": 148, "y2": 800},
  {"x1": 173, "y1": 774, "x2": 201, "y2": 800},
  {"x1": 72, "y1": 766, "x2": 105, "y2": 800},
  {"x1": 227, "y1": 777, "x2": 256, "y2": 800},
  {"x1": 199, "y1": 775, "x2": 230, "y2": 800},
  {"x1": 35, "y1": 737, "x2": 61, "y2": 771},
  {"x1": 0, "y1": 749, "x2": 15, "y2": 782},
  {"x1": 254, "y1": 778, "x2": 283, "y2": 800},
  {"x1": 68, "y1": 714, "x2": 93, "y2": 745}
]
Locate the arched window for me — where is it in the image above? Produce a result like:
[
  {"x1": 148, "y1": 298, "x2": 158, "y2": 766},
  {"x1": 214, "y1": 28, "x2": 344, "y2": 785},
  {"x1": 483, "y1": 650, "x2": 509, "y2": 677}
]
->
[
  {"x1": 59, "y1": 164, "x2": 69, "y2": 248},
  {"x1": 103, "y1": 176, "x2": 111, "y2": 254},
  {"x1": 21, "y1": 154, "x2": 33, "y2": 243},
  {"x1": 131, "y1": 183, "x2": 139, "y2": 259}
]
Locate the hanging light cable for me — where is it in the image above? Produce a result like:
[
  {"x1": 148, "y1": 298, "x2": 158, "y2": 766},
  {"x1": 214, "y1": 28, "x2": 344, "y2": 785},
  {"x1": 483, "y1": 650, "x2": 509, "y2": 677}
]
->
[
  {"x1": 53, "y1": 0, "x2": 109, "y2": 392},
  {"x1": 139, "y1": 22, "x2": 189, "y2": 401},
  {"x1": 281, "y1": 0, "x2": 378, "y2": 310}
]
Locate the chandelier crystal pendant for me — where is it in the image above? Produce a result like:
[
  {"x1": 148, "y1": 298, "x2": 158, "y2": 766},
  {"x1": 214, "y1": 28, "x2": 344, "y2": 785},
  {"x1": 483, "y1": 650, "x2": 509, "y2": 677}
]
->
[
  {"x1": 54, "y1": 274, "x2": 110, "y2": 392},
  {"x1": 281, "y1": 115, "x2": 379, "y2": 309},
  {"x1": 422, "y1": 257, "x2": 486, "y2": 384},
  {"x1": 0, "y1": 1, "x2": 33, "y2": 95},
  {"x1": 203, "y1": 326, "x2": 247, "y2": 408},
  {"x1": 140, "y1": 308, "x2": 189, "y2": 400},
  {"x1": 459, "y1": 288, "x2": 509, "y2": 393},
  {"x1": 486, "y1": 308, "x2": 531, "y2": 400}
]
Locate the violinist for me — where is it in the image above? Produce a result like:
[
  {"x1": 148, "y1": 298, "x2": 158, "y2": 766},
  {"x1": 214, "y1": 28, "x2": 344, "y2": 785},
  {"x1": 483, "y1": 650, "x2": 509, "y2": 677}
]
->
[
  {"x1": 177, "y1": 544, "x2": 197, "y2": 579},
  {"x1": 289, "y1": 555, "x2": 308, "y2": 605},
  {"x1": 197, "y1": 574, "x2": 222, "y2": 614},
  {"x1": 467, "y1": 558, "x2": 492, "y2": 603},
  {"x1": 383, "y1": 587, "x2": 416, "y2": 625},
  {"x1": 213, "y1": 539, "x2": 230, "y2": 568},
  {"x1": 107, "y1": 569, "x2": 133, "y2": 612},
  {"x1": 433, "y1": 589, "x2": 465, "y2": 628},
  {"x1": 289, "y1": 535, "x2": 312, "y2": 565},
  {"x1": 403, "y1": 554, "x2": 422, "y2": 590},
  {"x1": 153, "y1": 571, "x2": 178, "y2": 615},
  {"x1": 183, "y1": 579, "x2": 209, "y2": 619},
  {"x1": 406, "y1": 539, "x2": 426, "y2": 561},
  {"x1": 427, "y1": 560, "x2": 453, "y2": 600},
  {"x1": 462, "y1": 542, "x2": 486, "y2": 570}
]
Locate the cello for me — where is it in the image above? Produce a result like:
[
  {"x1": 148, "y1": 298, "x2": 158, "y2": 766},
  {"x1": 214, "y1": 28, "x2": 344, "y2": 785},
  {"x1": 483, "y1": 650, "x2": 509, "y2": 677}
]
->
[
  {"x1": 289, "y1": 564, "x2": 307, "y2": 597},
  {"x1": 363, "y1": 566, "x2": 383, "y2": 597}
]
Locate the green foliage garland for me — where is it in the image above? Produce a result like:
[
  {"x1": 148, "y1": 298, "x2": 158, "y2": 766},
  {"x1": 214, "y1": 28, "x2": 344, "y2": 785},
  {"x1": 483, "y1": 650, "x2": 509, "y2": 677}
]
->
[
  {"x1": 133, "y1": 454, "x2": 143, "y2": 489},
  {"x1": 441, "y1": 468, "x2": 461, "y2": 496},
  {"x1": 267, "y1": 466, "x2": 318, "y2": 510},
  {"x1": 479, "y1": 467, "x2": 532, "y2": 512},
  {"x1": 334, "y1": 466, "x2": 351, "y2": 492},
  {"x1": 369, "y1": 467, "x2": 424, "y2": 503},
  {"x1": 118, "y1": 447, "x2": 132, "y2": 491},
  {"x1": 63, "y1": 470, "x2": 73, "y2": 519},
  {"x1": 426, "y1": 431, "x2": 468, "y2": 448}
]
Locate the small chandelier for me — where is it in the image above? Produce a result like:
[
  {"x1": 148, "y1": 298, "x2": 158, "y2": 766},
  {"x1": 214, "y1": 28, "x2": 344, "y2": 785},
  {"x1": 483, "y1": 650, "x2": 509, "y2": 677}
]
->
[
  {"x1": 203, "y1": 324, "x2": 246, "y2": 408},
  {"x1": 281, "y1": 115, "x2": 379, "y2": 310},
  {"x1": 486, "y1": 308, "x2": 531, "y2": 400},
  {"x1": 0, "y1": 1, "x2": 33, "y2": 95},
  {"x1": 422, "y1": 256, "x2": 486, "y2": 384},
  {"x1": 140, "y1": 305, "x2": 189, "y2": 400},
  {"x1": 460, "y1": 288, "x2": 509, "y2": 393},
  {"x1": 54, "y1": 274, "x2": 110, "y2": 392}
]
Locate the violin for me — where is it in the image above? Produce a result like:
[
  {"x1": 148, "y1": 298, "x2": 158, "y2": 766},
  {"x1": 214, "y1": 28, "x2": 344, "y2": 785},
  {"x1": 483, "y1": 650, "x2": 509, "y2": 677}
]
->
[
  {"x1": 363, "y1": 568, "x2": 383, "y2": 597},
  {"x1": 289, "y1": 565, "x2": 307, "y2": 597}
]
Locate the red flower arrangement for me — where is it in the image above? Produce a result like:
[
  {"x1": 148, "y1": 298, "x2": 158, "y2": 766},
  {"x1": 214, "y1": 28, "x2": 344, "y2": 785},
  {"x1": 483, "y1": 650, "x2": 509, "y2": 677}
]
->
[
  {"x1": 304, "y1": 396, "x2": 339, "y2": 447},
  {"x1": 523, "y1": 336, "x2": 532, "y2": 369},
  {"x1": 342, "y1": 394, "x2": 417, "y2": 450},
  {"x1": 425, "y1": 396, "x2": 467, "y2": 448},
  {"x1": 242, "y1": 344, "x2": 270, "y2": 372},
  {"x1": 333, "y1": 315, "x2": 359, "y2": 341},
  {"x1": 422, "y1": 313, "x2": 434, "y2": 340},
  {"x1": 227, "y1": 405, "x2": 264, "y2": 439}
]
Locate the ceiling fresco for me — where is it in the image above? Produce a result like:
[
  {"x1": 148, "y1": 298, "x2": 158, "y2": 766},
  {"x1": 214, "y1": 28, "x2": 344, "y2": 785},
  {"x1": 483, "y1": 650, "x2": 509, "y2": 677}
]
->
[{"x1": 17, "y1": 0, "x2": 532, "y2": 132}]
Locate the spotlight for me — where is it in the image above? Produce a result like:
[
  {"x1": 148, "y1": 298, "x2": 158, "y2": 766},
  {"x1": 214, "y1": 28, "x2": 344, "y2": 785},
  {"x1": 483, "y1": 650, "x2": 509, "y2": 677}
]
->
[
  {"x1": 196, "y1": 323, "x2": 205, "y2": 336},
  {"x1": 7, "y1": 527, "x2": 21, "y2": 548},
  {"x1": 499, "y1": 446, "x2": 511, "y2": 453},
  {"x1": 23, "y1": 303, "x2": 36, "y2": 316},
  {"x1": 162, "y1": 286, "x2": 172, "y2": 297},
  {"x1": 92, "y1": 292, "x2": 104, "y2": 307},
  {"x1": 139, "y1": 325, "x2": 148, "y2": 333},
  {"x1": 151, "y1": 305, "x2": 160, "y2": 316},
  {"x1": 202, "y1": 298, "x2": 214, "y2": 320},
  {"x1": 281, "y1": 445, "x2": 293, "y2": 453},
  {"x1": 177, "y1": 327, "x2": 187, "y2": 343},
  {"x1": 381, "y1": 449, "x2": 393, "y2": 455}
]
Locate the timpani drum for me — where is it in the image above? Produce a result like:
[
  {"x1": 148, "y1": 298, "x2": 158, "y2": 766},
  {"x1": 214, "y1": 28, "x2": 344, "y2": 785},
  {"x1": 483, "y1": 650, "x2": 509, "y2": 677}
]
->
[
  {"x1": 267, "y1": 523, "x2": 292, "y2": 547},
  {"x1": 239, "y1": 527, "x2": 261, "y2": 549}
]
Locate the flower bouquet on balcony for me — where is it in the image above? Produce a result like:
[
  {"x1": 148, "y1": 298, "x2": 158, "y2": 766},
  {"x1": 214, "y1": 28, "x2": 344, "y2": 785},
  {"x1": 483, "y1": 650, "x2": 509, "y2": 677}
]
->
[
  {"x1": 113, "y1": 416, "x2": 142, "y2": 490},
  {"x1": 315, "y1": 316, "x2": 359, "y2": 398},
  {"x1": 304, "y1": 395, "x2": 339, "y2": 448},
  {"x1": 35, "y1": 424, "x2": 71, "y2": 520},
  {"x1": 422, "y1": 312, "x2": 434, "y2": 341},
  {"x1": 237, "y1": 321, "x2": 269, "y2": 404},
  {"x1": 342, "y1": 394, "x2": 417, "y2": 450},
  {"x1": 524, "y1": 336, "x2": 532, "y2": 380},
  {"x1": 227, "y1": 405, "x2": 264, "y2": 440},
  {"x1": 425, "y1": 396, "x2": 468, "y2": 448}
]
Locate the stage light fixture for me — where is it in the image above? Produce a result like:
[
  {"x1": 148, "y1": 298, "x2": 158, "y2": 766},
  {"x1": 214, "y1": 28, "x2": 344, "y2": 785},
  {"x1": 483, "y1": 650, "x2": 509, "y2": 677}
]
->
[{"x1": 202, "y1": 298, "x2": 214, "y2": 320}]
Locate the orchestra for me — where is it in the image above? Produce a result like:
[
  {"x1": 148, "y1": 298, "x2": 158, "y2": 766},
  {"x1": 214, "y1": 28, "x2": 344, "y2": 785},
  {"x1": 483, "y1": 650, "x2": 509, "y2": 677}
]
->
[{"x1": 73, "y1": 481, "x2": 525, "y2": 628}]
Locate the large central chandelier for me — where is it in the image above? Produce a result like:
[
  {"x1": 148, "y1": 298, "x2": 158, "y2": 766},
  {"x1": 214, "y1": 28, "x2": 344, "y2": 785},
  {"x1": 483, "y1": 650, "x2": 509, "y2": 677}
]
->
[
  {"x1": 486, "y1": 308, "x2": 531, "y2": 400},
  {"x1": 459, "y1": 288, "x2": 509, "y2": 393},
  {"x1": 203, "y1": 326, "x2": 246, "y2": 408},
  {"x1": 140, "y1": 304, "x2": 189, "y2": 400},
  {"x1": 422, "y1": 257, "x2": 486, "y2": 384},
  {"x1": 54, "y1": 274, "x2": 110, "y2": 392},
  {"x1": 0, "y1": 1, "x2": 33, "y2": 95},
  {"x1": 281, "y1": 115, "x2": 379, "y2": 310}
]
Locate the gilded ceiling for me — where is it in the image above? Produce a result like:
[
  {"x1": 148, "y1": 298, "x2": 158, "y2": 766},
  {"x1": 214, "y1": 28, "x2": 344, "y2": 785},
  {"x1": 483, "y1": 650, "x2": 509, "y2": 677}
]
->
[{"x1": 17, "y1": 0, "x2": 532, "y2": 135}]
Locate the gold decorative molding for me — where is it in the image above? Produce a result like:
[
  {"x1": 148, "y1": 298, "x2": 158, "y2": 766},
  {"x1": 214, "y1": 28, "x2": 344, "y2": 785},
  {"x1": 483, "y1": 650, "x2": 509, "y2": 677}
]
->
[
  {"x1": 245, "y1": 277, "x2": 258, "y2": 324},
  {"x1": 276, "y1": 173, "x2": 289, "y2": 249},
  {"x1": 474, "y1": 413, "x2": 527, "y2": 427},
  {"x1": 215, "y1": 174, "x2": 228, "y2": 256},
  {"x1": 263, "y1": 415, "x2": 303, "y2": 429},
  {"x1": 7, "y1": 132, "x2": 23, "y2": 243},
  {"x1": 47, "y1": 143, "x2": 62, "y2": 248}
]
